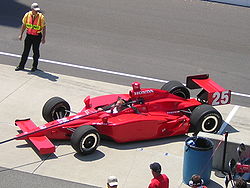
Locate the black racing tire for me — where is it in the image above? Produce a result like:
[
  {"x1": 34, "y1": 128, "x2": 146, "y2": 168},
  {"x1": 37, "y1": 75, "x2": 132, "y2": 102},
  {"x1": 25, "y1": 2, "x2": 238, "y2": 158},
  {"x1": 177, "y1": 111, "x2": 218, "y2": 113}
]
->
[
  {"x1": 42, "y1": 97, "x2": 70, "y2": 122},
  {"x1": 71, "y1": 126, "x2": 100, "y2": 155},
  {"x1": 190, "y1": 104, "x2": 222, "y2": 134},
  {"x1": 161, "y1": 81, "x2": 190, "y2": 99}
]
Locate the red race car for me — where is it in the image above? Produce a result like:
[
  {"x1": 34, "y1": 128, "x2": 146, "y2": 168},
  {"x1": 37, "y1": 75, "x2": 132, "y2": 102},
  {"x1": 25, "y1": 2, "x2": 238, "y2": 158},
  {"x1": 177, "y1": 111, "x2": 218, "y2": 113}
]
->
[{"x1": 10, "y1": 74, "x2": 230, "y2": 155}]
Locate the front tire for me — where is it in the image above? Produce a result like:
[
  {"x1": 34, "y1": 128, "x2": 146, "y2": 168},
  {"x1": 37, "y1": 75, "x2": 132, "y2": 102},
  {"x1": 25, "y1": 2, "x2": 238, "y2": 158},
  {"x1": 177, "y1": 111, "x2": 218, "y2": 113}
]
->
[
  {"x1": 190, "y1": 104, "x2": 222, "y2": 133},
  {"x1": 71, "y1": 126, "x2": 100, "y2": 155},
  {"x1": 161, "y1": 81, "x2": 190, "y2": 99},
  {"x1": 42, "y1": 97, "x2": 70, "y2": 122}
]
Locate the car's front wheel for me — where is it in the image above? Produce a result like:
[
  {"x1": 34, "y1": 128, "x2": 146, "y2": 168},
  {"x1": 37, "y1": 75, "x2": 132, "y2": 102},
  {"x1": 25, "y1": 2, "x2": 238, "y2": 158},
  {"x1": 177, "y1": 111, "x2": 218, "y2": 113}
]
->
[
  {"x1": 42, "y1": 97, "x2": 70, "y2": 122},
  {"x1": 190, "y1": 104, "x2": 222, "y2": 134},
  {"x1": 71, "y1": 126, "x2": 100, "y2": 155}
]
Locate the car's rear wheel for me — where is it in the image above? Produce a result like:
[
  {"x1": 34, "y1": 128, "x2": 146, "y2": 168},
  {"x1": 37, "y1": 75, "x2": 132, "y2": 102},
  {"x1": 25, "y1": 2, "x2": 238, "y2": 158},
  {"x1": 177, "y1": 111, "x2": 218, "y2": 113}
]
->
[
  {"x1": 190, "y1": 104, "x2": 222, "y2": 134},
  {"x1": 71, "y1": 126, "x2": 100, "y2": 155},
  {"x1": 42, "y1": 97, "x2": 70, "y2": 122},
  {"x1": 161, "y1": 81, "x2": 190, "y2": 99}
]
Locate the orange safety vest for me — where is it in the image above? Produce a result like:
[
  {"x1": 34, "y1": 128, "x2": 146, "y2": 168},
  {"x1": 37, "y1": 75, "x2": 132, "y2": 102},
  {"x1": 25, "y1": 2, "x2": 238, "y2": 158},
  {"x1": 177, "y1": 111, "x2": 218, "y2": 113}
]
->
[{"x1": 26, "y1": 12, "x2": 43, "y2": 36}]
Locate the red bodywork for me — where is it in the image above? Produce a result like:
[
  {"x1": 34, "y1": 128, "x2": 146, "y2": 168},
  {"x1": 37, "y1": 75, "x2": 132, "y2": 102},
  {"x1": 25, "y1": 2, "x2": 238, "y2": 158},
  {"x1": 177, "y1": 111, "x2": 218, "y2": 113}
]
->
[
  {"x1": 236, "y1": 163, "x2": 250, "y2": 174},
  {"x1": 14, "y1": 74, "x2": 231, "y2": 155}
]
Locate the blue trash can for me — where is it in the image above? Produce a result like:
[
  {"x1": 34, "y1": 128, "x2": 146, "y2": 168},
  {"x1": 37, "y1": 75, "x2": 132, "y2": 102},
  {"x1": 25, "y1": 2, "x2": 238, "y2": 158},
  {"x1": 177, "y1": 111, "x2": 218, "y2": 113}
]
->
[{"x1": 183, "y1": 136, "x2": 214, "y2": 185}]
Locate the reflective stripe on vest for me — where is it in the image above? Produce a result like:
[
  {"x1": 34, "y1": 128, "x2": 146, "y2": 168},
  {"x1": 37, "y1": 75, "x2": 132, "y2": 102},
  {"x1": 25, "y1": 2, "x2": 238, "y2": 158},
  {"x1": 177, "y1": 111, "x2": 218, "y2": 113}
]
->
[
  {"x1": 26, "y1": 12, "x2": 42, "y2": 35},
  {"x1": 26, "y1": 23, "x2": 41, "y2": 30}
]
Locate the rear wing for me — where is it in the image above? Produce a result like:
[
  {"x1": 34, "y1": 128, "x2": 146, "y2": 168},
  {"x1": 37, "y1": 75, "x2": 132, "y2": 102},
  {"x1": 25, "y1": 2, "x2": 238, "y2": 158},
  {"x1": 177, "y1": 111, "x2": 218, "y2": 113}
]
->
[{"x1": 186, "y1": 74, "x2": 231, "y2": 106}]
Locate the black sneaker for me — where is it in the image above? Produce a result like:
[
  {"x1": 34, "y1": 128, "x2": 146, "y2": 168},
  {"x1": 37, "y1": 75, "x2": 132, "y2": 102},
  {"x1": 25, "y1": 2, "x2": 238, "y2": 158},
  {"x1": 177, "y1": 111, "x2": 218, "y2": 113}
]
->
[
  {"x1": 15, "y1": 66, "x2": 24, "y2": 71},
  {"x1": 31, "y1": 67, "x2": 38, "y2": 72}
]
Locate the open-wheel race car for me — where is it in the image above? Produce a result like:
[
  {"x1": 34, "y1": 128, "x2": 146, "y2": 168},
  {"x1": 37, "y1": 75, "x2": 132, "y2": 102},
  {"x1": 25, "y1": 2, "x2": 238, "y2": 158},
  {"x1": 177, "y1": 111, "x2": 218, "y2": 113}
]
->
[{"x1": 10, "y1": 74, "x2": 231, "y2": 155}]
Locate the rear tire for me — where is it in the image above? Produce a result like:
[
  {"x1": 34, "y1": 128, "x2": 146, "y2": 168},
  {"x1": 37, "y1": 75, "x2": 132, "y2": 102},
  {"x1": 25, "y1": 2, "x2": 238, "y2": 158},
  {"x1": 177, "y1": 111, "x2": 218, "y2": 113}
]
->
[
  {"x1": 190, "y1": 104, "x2": 222, "y2": 133},
  {"x1": 161, "y1": 81, "x2": 190, "y2": 99},
  {"x1": 42, "y1": 97, "x2": 70, "y2": 122},
  {"x1": 71, "y1": 126, "x2": 100, "y2": 155}
]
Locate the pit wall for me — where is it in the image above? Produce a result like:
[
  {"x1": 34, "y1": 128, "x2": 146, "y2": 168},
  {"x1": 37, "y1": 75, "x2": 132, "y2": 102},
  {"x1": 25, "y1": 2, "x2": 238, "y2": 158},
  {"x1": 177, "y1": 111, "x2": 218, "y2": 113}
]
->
[{"x1": 197, "y1": 132, "x2": 250, "y2": 172}]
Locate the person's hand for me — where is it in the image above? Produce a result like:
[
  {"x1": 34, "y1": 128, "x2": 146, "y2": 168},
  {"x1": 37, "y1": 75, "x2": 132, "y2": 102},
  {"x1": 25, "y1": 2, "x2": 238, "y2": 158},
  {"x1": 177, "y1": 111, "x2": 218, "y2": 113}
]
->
[{"x1": 18, "y1": 35, "x2": 22, "y2": 41}]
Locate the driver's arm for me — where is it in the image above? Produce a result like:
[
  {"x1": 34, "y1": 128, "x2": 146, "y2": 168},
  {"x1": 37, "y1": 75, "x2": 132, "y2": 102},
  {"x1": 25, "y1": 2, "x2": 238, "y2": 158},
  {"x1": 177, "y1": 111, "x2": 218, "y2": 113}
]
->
[{"x1": 98, "y1": 102, "x2": 115, "y2": 111}]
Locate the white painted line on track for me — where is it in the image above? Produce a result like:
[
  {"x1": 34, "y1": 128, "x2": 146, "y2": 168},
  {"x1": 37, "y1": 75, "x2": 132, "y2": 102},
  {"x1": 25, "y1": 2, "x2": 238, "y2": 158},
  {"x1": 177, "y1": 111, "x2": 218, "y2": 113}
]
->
[
  {"x1": 1, "y1": 51, "x2": 250, "y2": 99},
  {"x1": 0, "y1": 51, "x2": 168, "y2": 83},
  {"x1": 40, "y1": 58, "x2": 169, "y2": 83},
  {"x1": 217, "y1": 105, "x2": 240, "y2": 134}
]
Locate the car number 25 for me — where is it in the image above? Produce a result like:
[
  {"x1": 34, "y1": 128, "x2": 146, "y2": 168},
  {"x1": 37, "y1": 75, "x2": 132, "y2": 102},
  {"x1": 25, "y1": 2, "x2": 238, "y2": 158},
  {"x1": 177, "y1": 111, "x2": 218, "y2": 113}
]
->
[{"x1": 212, "y1": 90, "x2": 231, "y2": 105}]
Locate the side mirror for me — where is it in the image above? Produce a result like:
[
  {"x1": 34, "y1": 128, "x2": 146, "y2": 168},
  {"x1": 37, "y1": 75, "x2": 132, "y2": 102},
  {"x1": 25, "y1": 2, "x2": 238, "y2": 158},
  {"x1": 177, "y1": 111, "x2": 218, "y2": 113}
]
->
[
  {"x1": 84, "y1": 96, "x2": 91, "y2": 109},
  {"x1": 131, "y1": 82, "x2": 141, "y2": 91}
]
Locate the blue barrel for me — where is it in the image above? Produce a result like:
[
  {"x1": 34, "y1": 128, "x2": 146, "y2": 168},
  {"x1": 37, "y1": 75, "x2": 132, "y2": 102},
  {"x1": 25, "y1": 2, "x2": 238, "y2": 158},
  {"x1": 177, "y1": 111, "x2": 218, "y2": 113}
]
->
[{"x1": 183, "y1": 136, "x2": 214, "y2": 185}]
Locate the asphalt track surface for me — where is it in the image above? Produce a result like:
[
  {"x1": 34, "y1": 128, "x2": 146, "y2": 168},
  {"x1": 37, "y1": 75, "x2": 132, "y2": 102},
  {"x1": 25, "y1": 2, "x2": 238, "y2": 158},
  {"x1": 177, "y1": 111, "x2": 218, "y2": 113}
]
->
[
  {"x1": 0, "y1": 0, "x2": 250, "y2": 188},
  {"x1": 0, "y1": 167, "x2": 99, "y2": 188},
  {"x1": 0, "y1": 0, "x2": 250, "y2": 107}
]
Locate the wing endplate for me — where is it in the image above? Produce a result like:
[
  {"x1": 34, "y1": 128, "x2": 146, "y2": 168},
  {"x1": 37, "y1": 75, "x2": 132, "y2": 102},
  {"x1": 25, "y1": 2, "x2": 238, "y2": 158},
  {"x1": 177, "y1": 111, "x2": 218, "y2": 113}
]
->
[
  {"x1": 15, "y1": 119, "x2": 55, "y2": 154},
  {"x1": 186, "y1": 74, "x2": 231, "y2": 105}
]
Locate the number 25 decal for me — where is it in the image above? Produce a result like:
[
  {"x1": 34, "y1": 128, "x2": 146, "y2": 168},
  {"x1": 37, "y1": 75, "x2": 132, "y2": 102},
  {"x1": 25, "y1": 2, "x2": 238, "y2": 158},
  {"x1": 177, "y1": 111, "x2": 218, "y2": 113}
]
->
[{"x1": 212, "y1": 90, "x2": 231, "y2": 105}]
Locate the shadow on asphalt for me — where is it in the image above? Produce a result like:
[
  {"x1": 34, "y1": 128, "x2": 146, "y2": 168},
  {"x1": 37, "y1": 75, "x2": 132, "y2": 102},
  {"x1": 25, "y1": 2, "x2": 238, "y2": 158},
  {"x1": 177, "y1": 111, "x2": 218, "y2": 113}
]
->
[
  {"x1": 15, "y1": 135, "x2": 187, "y2": 162},
  {"x1": 101, "y1": 135, "x2": 188, "y2": 150},
  {"x1": 14, "y1": 68, "x2": 59, "y2": 81},
  {"x1": 0, "y1": 1, "x2": 29, "y2": 28},
  {"x1": 201, "y1": 0, "x2": 250, "y2": 8},
  {"x1": 74, "y1": 151, "x2": 105, "y2": 161},
  {"x1": 28, "y1": 69, "x2": 59, "y2": 82},
  {"x1": 222, "y1": 123, "x2": 239, "y2": 134},
  {"x1": 16, "y1": 139, "x2": 58, "y2": 161}
]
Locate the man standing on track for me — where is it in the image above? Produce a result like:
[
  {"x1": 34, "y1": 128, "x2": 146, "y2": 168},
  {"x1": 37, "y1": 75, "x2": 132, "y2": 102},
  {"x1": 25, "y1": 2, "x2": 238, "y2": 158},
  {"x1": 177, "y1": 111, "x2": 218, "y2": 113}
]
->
[{"x1": 15, "y1": 2, "x2": 46, "y2": 72}]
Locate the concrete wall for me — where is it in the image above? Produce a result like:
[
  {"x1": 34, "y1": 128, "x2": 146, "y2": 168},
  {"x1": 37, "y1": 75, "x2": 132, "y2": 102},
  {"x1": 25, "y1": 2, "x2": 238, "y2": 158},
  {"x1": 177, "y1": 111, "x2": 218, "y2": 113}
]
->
[{"x1": 198, "y1": 132, "x2": 250, "y2": 172}]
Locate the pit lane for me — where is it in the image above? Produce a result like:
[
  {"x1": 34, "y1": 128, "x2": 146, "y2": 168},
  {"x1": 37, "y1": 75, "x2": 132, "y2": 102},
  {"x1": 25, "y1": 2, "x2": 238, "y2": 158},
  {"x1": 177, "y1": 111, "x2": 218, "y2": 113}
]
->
[
  {"x1": 0, "y1": 64, "x2": 249, "y2": 188},
  {"x1": 1, "y1": 0, "x2": 250, "y2": 187}
]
